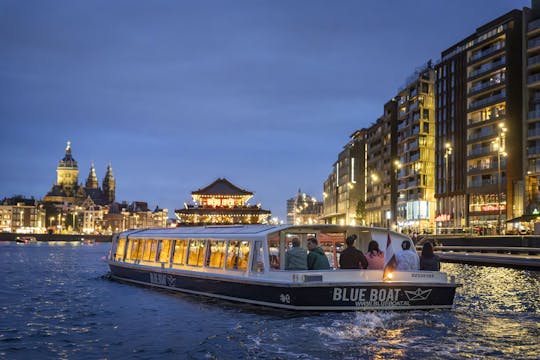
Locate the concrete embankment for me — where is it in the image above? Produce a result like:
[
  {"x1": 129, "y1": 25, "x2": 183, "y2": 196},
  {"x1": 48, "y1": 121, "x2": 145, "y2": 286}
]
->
[{"x1": 0, "y1": 232, "x2": 112, "y2": 242}]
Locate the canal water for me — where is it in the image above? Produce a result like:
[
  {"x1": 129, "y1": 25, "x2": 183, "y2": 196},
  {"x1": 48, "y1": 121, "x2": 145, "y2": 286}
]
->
[{"x1": 0, "y1": 242, "x2": 538, "y2": 360}]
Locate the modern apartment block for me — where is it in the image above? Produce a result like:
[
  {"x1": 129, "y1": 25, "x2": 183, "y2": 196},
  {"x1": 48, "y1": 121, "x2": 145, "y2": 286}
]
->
[
  {"x1": 396, "y1": 64, "x2": 436, "y2": 233},
  {"x1": 364, "y1": 100, "x2": 398, "y2": 228},
  {"x1": 436, "y1": 10, "x2": 524, "y2": 233},
  {"x1": 524, "y1": 5, "x2": 540, "y2": 214},
  {"x1": 322, "y1": 130, "x2": 366, "y2": 225}
]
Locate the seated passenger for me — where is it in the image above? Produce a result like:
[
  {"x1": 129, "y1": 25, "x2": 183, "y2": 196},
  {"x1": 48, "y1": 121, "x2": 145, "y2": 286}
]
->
[
  {"x1": 339, "y1": 235, "x2": 368, "y2": 269},
  {"x1": 285, "y1": 237, "x2": 308, "y2": 270},
  {"x1": 307, "y1": 237, "x2": 330, "y2": 270},
  {"x1": 365, "y1": 240, "x2": 385, "y2": 269},
  {"x1": 420, "y1": 242, "x2": 440, "y2": 271},
  {"x1": 395, "y1": 240, "x2": 420, "y2": 271}
]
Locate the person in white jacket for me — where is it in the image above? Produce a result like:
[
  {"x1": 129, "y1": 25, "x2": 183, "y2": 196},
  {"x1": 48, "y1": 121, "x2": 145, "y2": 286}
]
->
[{"x1": 395, "y1": 240, "x2": 420, "y2": 271}]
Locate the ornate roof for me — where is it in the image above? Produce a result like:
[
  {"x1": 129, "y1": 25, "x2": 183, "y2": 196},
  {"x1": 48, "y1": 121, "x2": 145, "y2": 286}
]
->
[
  {"x1": 58, "y1": 141, "x2": 78, "y2": 168},
  {"x1": 192, "y1": 178, "x2": 253, "y2": 197}
]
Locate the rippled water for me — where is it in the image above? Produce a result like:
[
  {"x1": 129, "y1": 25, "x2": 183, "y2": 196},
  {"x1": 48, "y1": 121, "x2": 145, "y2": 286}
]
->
[{"x1": 0, "y1": 242, "x2": 539, "y2": 359}]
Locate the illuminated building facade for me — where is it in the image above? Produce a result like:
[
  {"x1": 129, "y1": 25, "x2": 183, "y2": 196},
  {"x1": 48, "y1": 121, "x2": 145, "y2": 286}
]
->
[
  {"x1": 175, "y1": 178, "x2": 271, "y2": 225},
  {"x1": 364, "y1": 101, "x2": 398, "y2": 228},
  {"x1": 0, "y1": 197, "x2": 45, "y2": 233},
  {"x1": 322, "y1": 130, "x2": 367, "y2": 225},
  {"x1": 396, "y1": 64, "x2": 436, "y2": 233},
  {"x1": 525, "y1": 6, "x2": 540, "y2": 214},
  {"x1": 436, "y1": 10, "x2": 524, "y2": 233},
  {"x1": 286, "y1": 189, "x2": 323, "y2": 225}
]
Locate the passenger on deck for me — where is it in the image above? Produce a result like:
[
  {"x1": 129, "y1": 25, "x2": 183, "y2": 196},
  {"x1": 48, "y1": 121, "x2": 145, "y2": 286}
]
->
[
  {"x1": 285, "y1": 237, "x2": 308, "y2": 270},
  {"x1": 339, "y1": 235, "x2": 368, "y2": 269},
  {"x1": 420, "y1": 242, "x2": 440, "y2": 271},
  {"x1": 306, "y1": 237, "x2": 330, "y2": 270},
  {"x1": 396, "y1": 240, "x2": 420, "y2": 271},
  {"x1": 365, "y1": 240, "x2": 385, "y2": 269}
]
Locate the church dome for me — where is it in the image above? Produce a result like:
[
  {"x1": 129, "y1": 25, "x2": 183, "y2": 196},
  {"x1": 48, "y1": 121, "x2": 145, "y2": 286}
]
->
[{"x1": 59, "y1": 141, "x2": 78, "y2": 168}]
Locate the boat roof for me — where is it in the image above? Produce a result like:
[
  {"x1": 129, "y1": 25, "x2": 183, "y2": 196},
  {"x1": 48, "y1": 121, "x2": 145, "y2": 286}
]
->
[{"x1": 118, "y1": 224, "x2": 407, "y2": 241}]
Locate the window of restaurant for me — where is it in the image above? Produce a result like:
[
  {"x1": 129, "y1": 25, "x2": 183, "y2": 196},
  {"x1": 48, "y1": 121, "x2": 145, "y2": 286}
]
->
[
  {"x1": 158, "y1": 239, "x2": 172, "y2": 263},
  {"x1": 226, "y1": 240, "x2": 250, "y2": 271},
  {"x1": 267, "y1": 235, "x2": 280, "y2": 270},
  {"x1": 251, "y1": 240, "x2": 264, "y2": 273},
  {"x1": 115, "y1": 237, "x2": 126, "y2": 261},
  {"x1": 127, "y1": 239, "x2": 143, "y2": 261},
  {"x1": 172, "y1": 240, "x2": 188, "y2": 265},
  {"x1": 142, "y1": 239, "x2": 158, "y2": 262},
  {"x1": 187, "y1": 239, "x2": 206, "y2": 266},
  {"x1": 206, "y1": 240, "x2": 226, "y2": 268}
]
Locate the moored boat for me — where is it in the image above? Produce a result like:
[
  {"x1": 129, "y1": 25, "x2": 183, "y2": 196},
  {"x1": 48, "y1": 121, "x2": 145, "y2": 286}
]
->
[
  {"x1": 106, "y1": 224, "x2": 460, "y2": 311},
  {"x1": 15, "y1": 236, "x2": 37, "y2": 244}
]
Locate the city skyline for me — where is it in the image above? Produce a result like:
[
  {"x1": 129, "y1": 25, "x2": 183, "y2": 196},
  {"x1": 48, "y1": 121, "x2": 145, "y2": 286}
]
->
[{"x1": 0, "y1": 0, "x2": 529, "y2": 220}]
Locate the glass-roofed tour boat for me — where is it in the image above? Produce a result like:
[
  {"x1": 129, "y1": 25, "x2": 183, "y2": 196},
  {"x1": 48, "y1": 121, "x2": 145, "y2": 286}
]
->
[{"x1": 107, "y1": 224, "x2": 460, "y2": 311}]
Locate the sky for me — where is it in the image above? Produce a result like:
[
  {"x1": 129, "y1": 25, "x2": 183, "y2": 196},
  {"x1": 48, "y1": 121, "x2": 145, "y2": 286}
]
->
[{"x1": 0, "y1": 0, "x2": 530, "y2": 220}]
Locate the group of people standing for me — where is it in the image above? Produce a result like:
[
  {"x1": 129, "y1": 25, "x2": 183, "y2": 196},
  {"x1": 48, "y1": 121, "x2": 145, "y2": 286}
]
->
[{"x1": 284, "y1": 235, "x2": 440, "y2": 271}]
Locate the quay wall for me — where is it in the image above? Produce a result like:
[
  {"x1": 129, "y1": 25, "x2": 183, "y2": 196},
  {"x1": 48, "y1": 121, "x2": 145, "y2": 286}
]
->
[{"x1": 0, "y1": 232, "x2": 112, "y2": 243}]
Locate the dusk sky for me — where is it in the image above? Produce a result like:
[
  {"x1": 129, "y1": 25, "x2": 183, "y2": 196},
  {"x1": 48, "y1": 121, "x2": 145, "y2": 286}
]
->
[{"x1": 0, "y1": 0, "x2": 530, "y2": 220}]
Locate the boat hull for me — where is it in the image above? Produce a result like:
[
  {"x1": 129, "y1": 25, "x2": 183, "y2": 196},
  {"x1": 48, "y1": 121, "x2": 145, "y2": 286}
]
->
[{"x1": 108, "y1": 263, "x2": 458, "y2": 311}]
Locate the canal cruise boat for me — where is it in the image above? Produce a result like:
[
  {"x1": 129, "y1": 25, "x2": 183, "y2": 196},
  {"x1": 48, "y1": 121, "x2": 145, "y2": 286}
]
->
[{"x1": 107, "y1": 224, "x2": 460, "y2": 311}]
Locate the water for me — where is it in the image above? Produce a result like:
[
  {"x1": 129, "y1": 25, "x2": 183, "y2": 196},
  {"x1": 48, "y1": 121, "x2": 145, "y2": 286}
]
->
[{"x1": 0, "y1": 242, "x2": 538, "y2": 360}]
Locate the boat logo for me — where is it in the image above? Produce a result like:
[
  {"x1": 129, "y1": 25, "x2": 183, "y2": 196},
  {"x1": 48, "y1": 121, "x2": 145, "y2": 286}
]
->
[
  {"x1": 280, "y1": 293, "x2": 291, "y2": 304},
  {"x1": 166, "y1": 275, "x2": 176, "y2": 287},
  {"x1": 404, "y1": 288, "x2": 432, "y2": 301}
]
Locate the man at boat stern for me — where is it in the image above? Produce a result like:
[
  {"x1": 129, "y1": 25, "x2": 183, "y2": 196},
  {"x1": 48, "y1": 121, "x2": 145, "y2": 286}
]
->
[{"x1": 307, "y1": 238, "x2": 331, "y2": 270}]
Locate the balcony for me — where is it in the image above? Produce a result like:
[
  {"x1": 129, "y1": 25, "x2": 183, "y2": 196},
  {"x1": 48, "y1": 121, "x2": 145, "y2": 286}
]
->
[
  {"x1": 468, "y1": 58, "x2": 505, "y2": 79},
  {"x1": 529, "y1": 109, "x2": 540, "y2": 120},
  {"x1": 528, "y1": 146, "x2": 540, "y2": 156},
  {"x1": 528, "y1": 128, "x2": 540, "y2": 138},
  {"x1": 528, "y1": 37, "x2": 540, "y2": 50},
  {"x1": 528, "y1": 73, "x2": 540, "y2": 86},
  {"x1": 528, "y1": 18, "x2": 540, "y2": 33},
  {"x1": 468, "y1": 127, "x2": 496, "y2": 141},
  {"x1": 468, "y1": 76, "x2": 505, "y2": 95},
  {"x1": 468, "y1": 147, "x2": 492, "y2": 157},
  {"x1": 529, "y1": 54, "x2": 540, "y2": 68},
  {"x1": 469, "y1": 179, "x2": 496, "y2": 188},
  {"x1": 469, "y1": 42, "x2": 504, "y2": 63},
  {"x1": 468, "y1": 91, "x2": 506, "y2": 110}
]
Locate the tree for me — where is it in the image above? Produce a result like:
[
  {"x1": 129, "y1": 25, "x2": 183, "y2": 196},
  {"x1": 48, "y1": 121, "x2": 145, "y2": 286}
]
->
[{"x1": 355, "y1": 200, "x2": 366, "y2": 225}]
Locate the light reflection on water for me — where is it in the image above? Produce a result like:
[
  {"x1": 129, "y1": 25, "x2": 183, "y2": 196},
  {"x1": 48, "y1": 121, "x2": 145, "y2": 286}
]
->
[{"x1": 0, "y1": 243, "x2": 538, "y2": 359}]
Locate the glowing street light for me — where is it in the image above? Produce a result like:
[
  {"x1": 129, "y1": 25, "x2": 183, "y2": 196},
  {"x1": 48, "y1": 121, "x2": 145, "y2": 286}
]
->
[{"x1": 494, "y1": 123, "x2": 507, "y2": 234}]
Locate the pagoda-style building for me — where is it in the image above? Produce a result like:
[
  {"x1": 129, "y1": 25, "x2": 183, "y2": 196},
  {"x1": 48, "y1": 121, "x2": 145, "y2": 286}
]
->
[{"x1": 175, "y1": 178, "x2": 271, "y2": 225}]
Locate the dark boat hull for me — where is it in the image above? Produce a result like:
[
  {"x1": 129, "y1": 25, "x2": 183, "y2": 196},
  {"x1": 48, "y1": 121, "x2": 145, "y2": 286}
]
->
[{"x1": 109, "y1": 263, "x2": 458, "y2": 311}]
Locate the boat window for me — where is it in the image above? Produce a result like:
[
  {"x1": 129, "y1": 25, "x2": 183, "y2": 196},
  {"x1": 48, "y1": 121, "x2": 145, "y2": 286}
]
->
[
  {"x1": 268, "y1": 236, "x2": 280, "y2": 270},
  {"x1": 226, "y1": 240, "x2": 250, "y2": 271},
  {"x1": 127, "y1": 239, "x2": 143, "y2": 261},
  {"x1": 142, "y1": 239, "x2": 159, "y2": 262},
  {"x1": 115, "y1": 237, "x2": 126, "y2": 261},
  {"x1": 187, "y1": 239, "x2": 206, "y2": 266},
  {"x1": 158, "y1": 239, "x2": 172, "y2": 263},
  {"x1": 206, "y1": 240, "x2": 226, "y2": 268},
  {"x1": 319, "y1": 232, "x2": 345, "y2": 269},
  {"x1": 251, "y1": 240, "x2": 264, "y2": 273},
  {"x1": 172, "y1": 240, "x2": 188, "y2": 264}
]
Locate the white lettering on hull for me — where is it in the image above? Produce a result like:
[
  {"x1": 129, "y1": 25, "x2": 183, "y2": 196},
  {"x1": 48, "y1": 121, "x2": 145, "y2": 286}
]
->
[{"x1": 333, "y1": 288, "x2": 402, "y2": 303}]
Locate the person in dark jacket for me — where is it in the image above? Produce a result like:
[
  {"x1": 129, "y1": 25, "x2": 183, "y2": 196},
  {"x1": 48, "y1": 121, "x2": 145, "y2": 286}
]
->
[
  {"x1": 285, "y1": 237, "x2": 308, "y2": 270},
  {"x1": 339, "y1": 234, "x2": 368, "y2": 269},
  {"x1": 306, "y1": 237, "x2": 330, "y2": 270},
  {"x1": 419, "y1": 242, "x2": 440, "y2": 271}
]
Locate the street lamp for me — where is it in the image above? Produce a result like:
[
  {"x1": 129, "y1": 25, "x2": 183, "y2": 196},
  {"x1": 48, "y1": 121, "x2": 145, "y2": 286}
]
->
[
  {"x1": 444, "y1": 143, "x2": 453, "y2": 194},
  {"x1": 393, "y1": 160, "x2": 402, "y2": 230},
  {"x1": 495, "y1": 123, "x2": 507, "y2": 234}
]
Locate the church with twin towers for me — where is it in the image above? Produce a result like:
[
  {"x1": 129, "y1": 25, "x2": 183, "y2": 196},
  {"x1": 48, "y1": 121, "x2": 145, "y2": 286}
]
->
[{"x1": 44, "y1": 141, "x2": 116, "y2": 206}]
